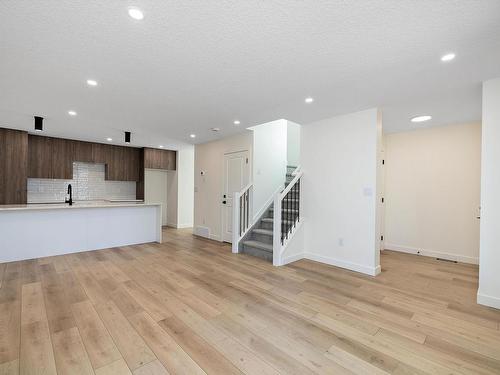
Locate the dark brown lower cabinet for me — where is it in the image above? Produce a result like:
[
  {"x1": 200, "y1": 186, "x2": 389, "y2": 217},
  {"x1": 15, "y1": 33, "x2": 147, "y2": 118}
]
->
[{"x1": 0, "y1": 128, "x2": 28, "y2": 204}]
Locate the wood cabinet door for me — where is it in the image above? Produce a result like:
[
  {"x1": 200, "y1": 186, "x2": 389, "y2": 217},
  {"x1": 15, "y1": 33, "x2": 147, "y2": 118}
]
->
[
  {"x1": 51, "y1": 138, "x2": 74, "y2": 179},
  {"x1": 164, "y1": 150, "x2": 177, "y2": 170},
  {"x1": 126, "y1": 147, "x2": 141, "y2": 181},
  {"x1": 28, "y1": 135, "x2": 53, "y2": 178},
  {"x1": 107, "y1": 145, "x2": 125, "y2": 181},
  {"x1": 0, "y1": 129, "x2": 28, "y2": 204},
  {"x1": 144, "y1": 148, "x2": 177, "y2": 170},
  {"x1": 73, "y1": 141, "x2": 93, "y2": 163},
  {"x1": 92, "y1": 143, "x2": 112, "y2": 164}
]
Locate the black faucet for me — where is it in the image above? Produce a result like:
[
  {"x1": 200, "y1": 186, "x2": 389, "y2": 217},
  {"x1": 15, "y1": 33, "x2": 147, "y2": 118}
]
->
[{"x1": 65, "y1": 184, "x2": 73, "y2": 206}]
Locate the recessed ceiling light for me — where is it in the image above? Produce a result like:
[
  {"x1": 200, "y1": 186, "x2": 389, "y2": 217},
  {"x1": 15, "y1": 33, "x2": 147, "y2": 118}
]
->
[
  {"x1": 233, "y1": 120, "x2": 240, "y2": 125},
  {"x1": 190, "y1": 134, "x2": 196, "y2": 138},
  {"x1": 106, "y1": 137, "x2": 113, "y2": 142},
  {"x1": 441, "y1": 53, "x2": 456, "y2": 62},
  {"x1": 411, "y1": 115, "x2": 432, "y2": 123},
  {"x1": 128, "y1": 7, "x2": 144, "y2": 20},
  {"x1": 68, "y1": 110, "x2": 77, "y2": 116},
  {"x1": 159, "y1": 145, "x2": 164, "y2": 148},
  {"x1": 87, "y1": 79, "x2": 98, "y2": 86},
  {"x1": 305, "y1": 97, "x2": 314, "y2": 103},
  {"x1": 211, "y1": 127, "x2": 220, "y2": 132}
]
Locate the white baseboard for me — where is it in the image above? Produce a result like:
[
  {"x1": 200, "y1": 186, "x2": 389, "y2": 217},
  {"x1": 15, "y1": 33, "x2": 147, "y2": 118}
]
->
[
  {"x1": 176, "y1": 223, "x2": 193, "y2": 229},
  {"x1": 304, "y1": 252, "x2": 381, "y2": 276},
  {"x1": 385, "y1": 243, "x2": 479, "y2": 265},
  {"x1": 477, "y1": 291, "x2": 500, "y2": 309},
  {"x1": 281, "y1": 253, "x2": 305, "y2": 265}
]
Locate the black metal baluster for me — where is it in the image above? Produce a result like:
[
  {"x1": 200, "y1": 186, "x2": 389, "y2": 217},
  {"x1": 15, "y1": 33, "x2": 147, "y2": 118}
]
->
[{"x1": 297, "y1": 179, "x2": 300, "y2": 222}]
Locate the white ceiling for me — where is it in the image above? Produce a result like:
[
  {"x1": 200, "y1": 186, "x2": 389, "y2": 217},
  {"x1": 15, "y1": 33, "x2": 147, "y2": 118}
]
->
[{"x1": 1, "y1": 1, "x2": 500, "y2": 148}]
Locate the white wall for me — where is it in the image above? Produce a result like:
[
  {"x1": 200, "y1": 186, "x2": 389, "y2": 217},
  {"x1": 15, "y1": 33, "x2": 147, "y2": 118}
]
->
[
  {"x1": 166, "y1": 170, "x2": 178, "y2": 227},
  {"x1": 176, "y1": 146, "x2": 195, "y2": 228},
  {"x1": 194, "y1": 132, "x2": 253, "y2": 241},
  {"x1": 287, "y1": 121, "x2": 301, "y2": 166},
  {"x1": 478, "y1": 78, "x2": 500, "y2": 309},
  {"x1": 145, "y1": 169, "x2": 168, "y2": 226},
  {"x1": 250, "y1": 119, "x2": 287, "y2": 219},
  {"x1": 384, "y1": 123, "x2": 481, "y2": 264},
  {"x1": 301, "y1": 108, "x2": 381, "y2": 276}
]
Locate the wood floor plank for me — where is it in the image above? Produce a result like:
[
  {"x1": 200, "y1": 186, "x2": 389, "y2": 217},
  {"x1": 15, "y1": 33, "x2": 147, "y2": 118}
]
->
[
  {"x1": 0, "y1": 359, "x2": 19, "y2": 375},
  {"x1": 0, "y1": 300, "x2": 21, "y2": 366},
  {"x1": 19, "y1": 321, "x2": 57, "y2": 375},
  {"x1": 21, "y1": 282, "x2": 46, "y2": 325},
  {"x1": 71, "y1": 300, "x2": 122, "y2": 370},
  {"x1": 132, "y1": 360, "x2": 169, "y2": 375},
  {"x1": 51, "y1": 327, "x2": 94, "y2": 375},
  {"x1": 95, "y1": 359, "x2": 132, "y2": 375},
  {"x1": 95, "y1": 301, "x2": 156, "y2": 371},
  {"x1": 158, "y1": 315, "x2": 243, "y2": 374},
  {"x1": 128, "y1": 311, "x2": 206, "y2": 375}
]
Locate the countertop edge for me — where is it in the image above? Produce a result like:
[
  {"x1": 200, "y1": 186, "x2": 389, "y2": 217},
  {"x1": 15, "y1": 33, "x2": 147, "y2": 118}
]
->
[{"x1": 0, "y1": 203, "x2": 162, "y2": 212}]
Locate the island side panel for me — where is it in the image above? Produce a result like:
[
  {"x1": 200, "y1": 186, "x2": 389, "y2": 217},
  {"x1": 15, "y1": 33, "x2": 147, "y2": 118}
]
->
[{"x1": 0, "y1": 205, "x2": 161, "y2": 263}]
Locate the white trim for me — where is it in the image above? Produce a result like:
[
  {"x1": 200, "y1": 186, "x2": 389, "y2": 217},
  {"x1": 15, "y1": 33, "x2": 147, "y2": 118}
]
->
[
  {"x1": 281, "y1": 253, "x2": 305, "y2": 265},
  {"x1": 210, "y1": 234, "x2": 222, "y2": 242},
  {"x1": 303, "y1": 252, "x2": 381, "y2": 276},
  {"x1": 176, "y1": 223, "x2": 193, "y2": 229},
  {"x1": 477, "y1": 291, "x2": 500, "y2": 309},
  {"x1": 385, "y1": 243, "x2": 479, "y2": 265},
  {"x1": 253, "y1": 185, "x2": 282, "y2": 222}
]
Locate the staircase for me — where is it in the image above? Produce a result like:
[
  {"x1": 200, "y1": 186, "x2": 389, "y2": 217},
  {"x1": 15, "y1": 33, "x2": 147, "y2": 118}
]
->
[{"x1": 241, "y1": 165, "x2": 298, "y2": 262}]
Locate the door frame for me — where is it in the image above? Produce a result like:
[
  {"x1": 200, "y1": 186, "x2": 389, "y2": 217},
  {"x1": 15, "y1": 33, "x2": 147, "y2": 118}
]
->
[{"x1": 220, "y1": 149, "x2": 251, "y2": 243}]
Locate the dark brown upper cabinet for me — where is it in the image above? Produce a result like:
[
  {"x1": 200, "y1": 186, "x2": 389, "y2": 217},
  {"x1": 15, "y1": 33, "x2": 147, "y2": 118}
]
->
[
  {"x1": 28, "y1": 135, "x2": 53, "y2": 179},
  {"x1": 144, "y1": 148, "x2": 176, "y2": 170},
  {"x1": 73, "y1": 140, "x2": 93, "y2": 163},
  {"x1": 91, "y1": 142, "x2": 113, "y2": 165},
  {"x1": 51, "y1": 137, "x2": 74, "y2": 179},
  {"x1": 0, "y1": 128, "x2": 28, "y2": 204},
  {"x1": 27, "y1": 134, "x2": 171, "y2": 183}
]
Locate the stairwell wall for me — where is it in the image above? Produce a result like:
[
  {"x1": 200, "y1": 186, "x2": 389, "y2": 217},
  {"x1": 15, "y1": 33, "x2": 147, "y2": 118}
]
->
[
  {"x1": 249, "y1": 119, "x2": 288, "y2": 220},
  {"x1": 301, "y1": 108, "x2": 382, "y2": 276}
]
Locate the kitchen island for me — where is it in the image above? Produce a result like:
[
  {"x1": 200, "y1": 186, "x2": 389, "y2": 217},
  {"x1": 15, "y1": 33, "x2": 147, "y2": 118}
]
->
[{"x1": 0, "y1": 201, "x2": 162, "y2": 262}]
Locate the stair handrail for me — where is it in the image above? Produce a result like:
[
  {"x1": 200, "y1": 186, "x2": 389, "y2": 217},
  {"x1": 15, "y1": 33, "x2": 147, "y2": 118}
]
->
[
  {"x1": 290, "y1": 165, "x2": 301, "y2": 177},
  {"x1": 232, "y1": 182, "x2": 253, "y2": 253},
  {"x1": 280, "y1": 170, "x2": 302, "y2": 199},
  {"x1": 273, "y1": 170, "x2": 303, "y2": 265}
]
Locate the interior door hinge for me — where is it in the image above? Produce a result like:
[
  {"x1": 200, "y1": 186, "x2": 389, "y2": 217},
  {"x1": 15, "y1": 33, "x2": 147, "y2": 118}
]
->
[
  {"x1": 246, "y1": 158, "x2": 248, "y2": 164},
  {"x1": 381, "y1": 197, "x2": 384, "y2": 203},
  {"x1": 381, "y1": 235, "x2": 384, "y2": 241},
  {"x1": 382, "y1": 159, "x2": 385, "y2": 165}
]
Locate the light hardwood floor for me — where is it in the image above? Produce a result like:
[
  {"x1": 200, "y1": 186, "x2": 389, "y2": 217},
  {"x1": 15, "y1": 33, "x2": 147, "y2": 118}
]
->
[{"x1": 1, "y1": 228, "x2": 500, "y2": 375}]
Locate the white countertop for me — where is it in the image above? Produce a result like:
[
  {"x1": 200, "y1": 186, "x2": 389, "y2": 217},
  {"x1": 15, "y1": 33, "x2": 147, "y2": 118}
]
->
[{"x1": 0, "y1": 200, "x2": 161, "y2": 212}]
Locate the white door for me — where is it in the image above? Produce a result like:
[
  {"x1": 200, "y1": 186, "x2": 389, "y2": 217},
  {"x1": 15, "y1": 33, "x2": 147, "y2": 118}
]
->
[
  {"x1": 222, "y1": 150, "x2": 250, "y2": 243},
  {"x1": 145, "y1": 169, "x2": 168, "y2": 226}
]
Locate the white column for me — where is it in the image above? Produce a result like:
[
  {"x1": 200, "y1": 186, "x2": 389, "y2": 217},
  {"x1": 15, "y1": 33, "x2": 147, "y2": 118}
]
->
[{"x1": 478, "y1": 78, "x2": 500, "y2": 309}]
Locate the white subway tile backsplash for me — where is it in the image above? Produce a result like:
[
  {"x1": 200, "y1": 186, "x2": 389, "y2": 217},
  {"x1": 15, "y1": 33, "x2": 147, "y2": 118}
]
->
[{"x1": 28, "y1": 162, "x2": 136, "y2": 203}]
